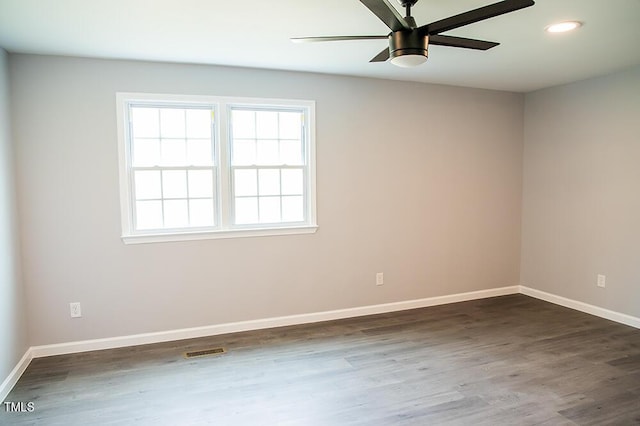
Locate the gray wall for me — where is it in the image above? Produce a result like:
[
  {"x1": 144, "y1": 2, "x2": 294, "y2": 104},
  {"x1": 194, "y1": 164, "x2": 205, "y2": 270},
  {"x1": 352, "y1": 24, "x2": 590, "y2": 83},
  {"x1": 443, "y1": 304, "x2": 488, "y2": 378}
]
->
[
  {"x1": 522, "y1": 65, "x2": 640, "y2": 318},
  {"x1": 10, "y1": 55, "x2": 524, "y2": 346},
  {"x1": 0, "y1": 50, "x2": 27, "y2": 385}
]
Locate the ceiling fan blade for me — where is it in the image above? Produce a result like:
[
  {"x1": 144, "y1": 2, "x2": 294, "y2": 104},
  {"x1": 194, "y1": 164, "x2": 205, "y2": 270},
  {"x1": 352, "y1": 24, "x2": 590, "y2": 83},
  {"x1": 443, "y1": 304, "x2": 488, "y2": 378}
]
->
[
  {"x1": 370, "y1": 48, "x2": 391, "y2": 62},
  {"x1": 429, "y1": 34, "x2": 499, "y2": 50},
  {"x1": 291, "y1": 35, "x2": 388, "y2": 43},
  {"x1": 420, "y1": 0, "x2": 535, "y2": 35},
  {"x1": 360, "y1": 0, "x2": 411, "y2": 32}
]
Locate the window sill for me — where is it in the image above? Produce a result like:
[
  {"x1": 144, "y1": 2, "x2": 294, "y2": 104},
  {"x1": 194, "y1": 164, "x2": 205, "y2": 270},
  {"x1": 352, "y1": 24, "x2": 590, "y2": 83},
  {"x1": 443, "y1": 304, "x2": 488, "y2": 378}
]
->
[{"x1": 121, "y1": 225, "x2": 318, "y2": 245}]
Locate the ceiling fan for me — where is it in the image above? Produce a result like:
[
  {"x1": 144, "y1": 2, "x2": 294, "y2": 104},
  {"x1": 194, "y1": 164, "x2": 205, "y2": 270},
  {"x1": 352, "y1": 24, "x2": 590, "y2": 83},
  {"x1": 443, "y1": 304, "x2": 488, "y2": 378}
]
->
[{"x1": 292, "y1": 0, "x2": 535, "y2": 67}]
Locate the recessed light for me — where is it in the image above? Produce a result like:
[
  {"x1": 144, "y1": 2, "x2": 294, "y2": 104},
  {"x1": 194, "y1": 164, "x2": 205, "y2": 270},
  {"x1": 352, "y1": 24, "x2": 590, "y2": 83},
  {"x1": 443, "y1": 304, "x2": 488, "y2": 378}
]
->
[{"x1": 546, "y1": 21, "x2": 583, "y2": 33}]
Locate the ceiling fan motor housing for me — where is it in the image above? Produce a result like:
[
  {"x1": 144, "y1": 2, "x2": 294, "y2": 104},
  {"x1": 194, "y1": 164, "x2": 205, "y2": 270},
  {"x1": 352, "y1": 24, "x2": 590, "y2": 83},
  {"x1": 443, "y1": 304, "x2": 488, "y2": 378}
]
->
[{"x1": 389, "y1": 31, "x2": 428, "y2": 60}]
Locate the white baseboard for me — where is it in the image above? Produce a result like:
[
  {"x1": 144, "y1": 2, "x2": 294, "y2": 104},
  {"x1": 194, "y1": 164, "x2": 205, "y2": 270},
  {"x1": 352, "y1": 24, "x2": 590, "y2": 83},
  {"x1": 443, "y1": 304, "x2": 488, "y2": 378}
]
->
[
  {"x1": 13, "y1": 284, "x2": 640, "y2": 401},
  {"x1": 520, "y1": 285, "x2": 640, "y2": 329},
  {"x1": 0, "y1": 349, "x2": 33, "y2": 403},
  {"x1": 31, "y1": 285, "x2": 520, "y2": 358}
]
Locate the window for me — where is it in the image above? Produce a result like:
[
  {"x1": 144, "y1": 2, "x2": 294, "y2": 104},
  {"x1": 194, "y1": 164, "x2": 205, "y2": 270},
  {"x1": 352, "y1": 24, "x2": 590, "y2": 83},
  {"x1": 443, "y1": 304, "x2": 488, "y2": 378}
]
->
[{"x1": 117, "y1": 93, "x2": 316, "y2": 243}]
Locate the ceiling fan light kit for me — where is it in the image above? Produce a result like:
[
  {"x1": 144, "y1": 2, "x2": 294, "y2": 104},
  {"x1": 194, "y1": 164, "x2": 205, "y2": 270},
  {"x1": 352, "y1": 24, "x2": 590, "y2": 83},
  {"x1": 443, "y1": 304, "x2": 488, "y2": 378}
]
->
[
  {"x1": 292, "y1": 0, "x2": 535, "y2": 68},
  {"x1": 389, "y1": 31, "x2": 428, "y2": 67}
]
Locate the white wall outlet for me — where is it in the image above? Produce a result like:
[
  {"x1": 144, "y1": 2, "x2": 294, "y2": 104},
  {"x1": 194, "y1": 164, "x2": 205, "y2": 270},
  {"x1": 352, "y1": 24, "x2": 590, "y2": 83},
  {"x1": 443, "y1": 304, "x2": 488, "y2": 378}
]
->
[
  {"x1": 376, "y1": 272, "x2": 384, "y2": 286},
  {"x1": 597, "y1": 274, "x2": 606, "y2": 288},
  {"x1": 69, "y1": 302, "x2": 82, "y2": 318}
]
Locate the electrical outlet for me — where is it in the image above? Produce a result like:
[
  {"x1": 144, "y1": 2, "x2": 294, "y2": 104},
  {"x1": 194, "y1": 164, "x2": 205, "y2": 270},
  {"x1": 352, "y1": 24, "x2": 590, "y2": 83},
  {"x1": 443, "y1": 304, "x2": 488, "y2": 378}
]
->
[
  {"x1": 376, "y1": 272, "x2": 384, "y2": 286},
  {"x1": 597, "y1": 274, "x2": 606, "y2": 288},
  {"x1": 69, "y1": 302, "x2": 82, "y2": 318}
]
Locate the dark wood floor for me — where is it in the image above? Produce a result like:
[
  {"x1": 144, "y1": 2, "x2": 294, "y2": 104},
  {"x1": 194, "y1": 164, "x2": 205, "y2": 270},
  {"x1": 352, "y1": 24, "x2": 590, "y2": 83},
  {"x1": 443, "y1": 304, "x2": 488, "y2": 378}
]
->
[{"x1": 2, "y1": 295, "x2": 640, "y2": 425}]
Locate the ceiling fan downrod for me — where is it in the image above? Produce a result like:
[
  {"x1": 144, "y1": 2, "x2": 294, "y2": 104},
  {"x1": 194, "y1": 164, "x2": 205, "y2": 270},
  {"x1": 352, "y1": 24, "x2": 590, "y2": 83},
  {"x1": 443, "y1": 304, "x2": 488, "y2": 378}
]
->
[
  {"x1": 401, "y1": 0, "x2": 419, "y2": 28},
  {"x1": 401, "y1": 0, "x2": 418, "y2": 17}
]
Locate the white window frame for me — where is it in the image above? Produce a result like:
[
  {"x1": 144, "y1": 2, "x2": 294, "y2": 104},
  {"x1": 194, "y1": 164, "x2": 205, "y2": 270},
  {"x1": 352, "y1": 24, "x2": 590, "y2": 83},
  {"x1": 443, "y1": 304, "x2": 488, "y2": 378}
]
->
[{"x1": 116, "y1": 93, "x2": 317, "y2": 244}]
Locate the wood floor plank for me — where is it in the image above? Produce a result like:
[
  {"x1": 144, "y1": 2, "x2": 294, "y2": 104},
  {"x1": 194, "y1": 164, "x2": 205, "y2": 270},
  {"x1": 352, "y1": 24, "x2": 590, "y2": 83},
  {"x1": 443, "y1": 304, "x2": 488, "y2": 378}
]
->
[{"x1": 2, "y1": 295, "x2": 639, "y2": 425}]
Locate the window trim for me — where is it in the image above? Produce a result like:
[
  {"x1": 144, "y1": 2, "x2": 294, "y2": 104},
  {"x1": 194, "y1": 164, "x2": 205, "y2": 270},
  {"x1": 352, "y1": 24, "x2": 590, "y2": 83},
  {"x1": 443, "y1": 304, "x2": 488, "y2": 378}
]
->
[{"x1": 116, "y1": 93, "x2": 317, "y2": 244}]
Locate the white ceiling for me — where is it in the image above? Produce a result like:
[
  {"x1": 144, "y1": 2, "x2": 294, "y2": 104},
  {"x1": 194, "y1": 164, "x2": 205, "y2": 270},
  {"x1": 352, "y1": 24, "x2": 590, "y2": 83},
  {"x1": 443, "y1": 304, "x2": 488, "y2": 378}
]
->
[{"x1": 0, "y1": 0, "x2": 639, "y2": 92}]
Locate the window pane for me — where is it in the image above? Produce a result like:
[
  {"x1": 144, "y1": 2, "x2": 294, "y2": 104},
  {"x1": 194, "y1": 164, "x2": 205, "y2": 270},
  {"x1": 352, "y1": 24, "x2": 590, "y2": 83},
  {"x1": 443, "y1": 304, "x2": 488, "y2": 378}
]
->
[
  {"x1": 258, "y1": 169, "x2": 280, "y2": 196},
  {"x1": 188, "y1": 170, "x2": 214, "y2": 198},
  {"x1": 232, "y1": 110, "x2": 255, "y2": 139},
  {"x1": 259, "y1": 197, "x2": 281, "y2": 223},
  {"x1": 160, "y1": 108, "x2": 186, "y2": 138},
  {"x1": 279, "y1": 112, "x2": 301, "y2": 140},
  {"x1": 163, "y1": 200, "x2": 189, "y2": 228},
  {"x1": 235, "y1": 197, "x2": 258, "y2": 224},
  {"x1": 256, "y1": 139, "x2": 279, "y2": 165},
  {"x1": 187, "y1": 139, "x2": 213, "y2": 166},
  {"x1": 186, "y1": 109, "x2": 211, "y2": 139},
  {"x1": 133, "y1": 138, "x2": 161, "y2": 166},
  {"x1": 162, "y1": 170, "x2": 187, "y2": 199},
  {"x1": 131, "y1": 107, "x2": 159, "y2": 138},
  {"x1": 281, "y1": 169, "x2": 303, "y2": 195},
  {"x1": 232, "y1": 139, "x2": 256, "y2": 166},
  {"x1": 189, "y1": 199, "x2": 215, "y2": 227},
  {"x1": 280, "y1": 139, "x2": 302, "y2": 165},
  {"x1": 282, "y1": 196, "x2": 304, "y2": 222},
  {"x1": 161, "y1": 139, "x2": 187, "y2": 165},
  {"x1": 136, "y1": 200, "x2": 162, "y2": 230},
  {"x1": 256, "y1": 111, "x2": 278, "y2": 139},
  {"x1": 134, "y1": 171, "x2": 161, "y2": 200},
  {"x1": 234, "y1": 169, "x2": 257, "y2": 196}
]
